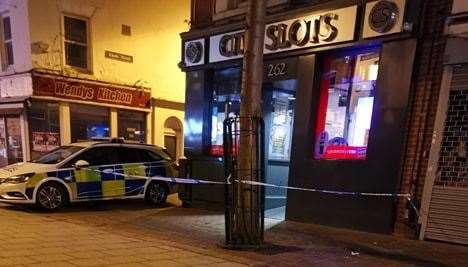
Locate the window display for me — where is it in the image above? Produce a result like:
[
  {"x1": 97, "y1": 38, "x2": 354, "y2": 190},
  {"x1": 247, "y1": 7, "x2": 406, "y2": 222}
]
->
[
  {"x1": 118, "y1": 110, "x2": 146, "y2": 143},
  {"x1": 210, "y1": 67, "x2": 241, "y2": 156},
  {"x1": 29, "y1": 101, "x2": 60, "y2": 159},
  {"x1": 70, "y1": 104, "x2": 109, "y2": 142},
  {"x1": 314, "y1": 48, "x2": 380, "y2": 160}
]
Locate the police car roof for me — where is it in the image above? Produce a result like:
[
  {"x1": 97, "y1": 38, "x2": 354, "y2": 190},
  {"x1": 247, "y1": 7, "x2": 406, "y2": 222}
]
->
[
  {"x1": 69, "y1": 140, "x2": 164, "y2": 150},
  {"x1": 69, "y1": 141, "x2": 101, "y2": 148}
]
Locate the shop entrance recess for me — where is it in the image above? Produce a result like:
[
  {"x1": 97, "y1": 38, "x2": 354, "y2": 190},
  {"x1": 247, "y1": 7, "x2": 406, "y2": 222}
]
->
[{"x1": 262, "y1": 59, "x2": 298, "y2": 220}]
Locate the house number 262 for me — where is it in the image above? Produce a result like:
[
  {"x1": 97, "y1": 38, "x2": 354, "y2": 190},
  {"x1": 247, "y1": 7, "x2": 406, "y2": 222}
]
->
[{"x1": 267, "y1": 63, "x2": 287, "y2": 77}]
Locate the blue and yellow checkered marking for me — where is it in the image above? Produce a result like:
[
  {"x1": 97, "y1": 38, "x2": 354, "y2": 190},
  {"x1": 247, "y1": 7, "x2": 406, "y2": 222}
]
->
[{"x1": 23, "y1": 162, "x2": 170, "y2": 201}]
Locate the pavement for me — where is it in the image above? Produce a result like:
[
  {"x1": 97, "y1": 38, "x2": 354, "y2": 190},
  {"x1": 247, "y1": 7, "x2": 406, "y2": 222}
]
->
[{"x1": 0, "y1": 195, "x2": 467, "y2": 267}]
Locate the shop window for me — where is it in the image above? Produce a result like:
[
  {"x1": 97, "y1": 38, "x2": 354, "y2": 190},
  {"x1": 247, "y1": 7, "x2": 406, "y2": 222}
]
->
[
  {"x1": 210, "y1": 67, "x2": 241, "y2": 156},
  {"x1": 117, "y1": 110, "x2": 146, "y2": 143},
  {"x1": 64, "y1": 16, "x2": 88, "y2": 69},
  {"x1": 2, "y1": 16, "x2": 13, "y2": 67},
  {"x1": 314, "y1": 48, "x2": 380, "y2": 160},
  {"x1": 29, "y1": 102, "x2": 60, "y2": 159},
  {"x1": 70, "y1": 104, "x2": 109, "y2": 142}
]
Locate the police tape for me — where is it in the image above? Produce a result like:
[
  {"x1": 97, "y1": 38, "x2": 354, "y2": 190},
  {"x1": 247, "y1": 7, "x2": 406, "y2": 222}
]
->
[
  {"x1": 83, "y1": 167, "x2": 412, "y2": 198},
  {"x1": 237, "y1": 180, "x2": 412, "y2": 198}
]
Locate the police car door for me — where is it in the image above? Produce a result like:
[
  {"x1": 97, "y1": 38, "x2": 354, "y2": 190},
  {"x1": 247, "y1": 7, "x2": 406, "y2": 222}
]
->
[
  {"x1": 117, "y1": 147, "x2": 149, "y2": 197},
  {"x1": 68, "y1": 146, "x2": 120, "y2": 200}
]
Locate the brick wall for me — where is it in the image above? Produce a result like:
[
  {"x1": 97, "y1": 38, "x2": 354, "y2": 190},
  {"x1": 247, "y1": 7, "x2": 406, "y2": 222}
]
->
[{"x1": 394, "y1": 0, "x2": 453, "y2": 236}]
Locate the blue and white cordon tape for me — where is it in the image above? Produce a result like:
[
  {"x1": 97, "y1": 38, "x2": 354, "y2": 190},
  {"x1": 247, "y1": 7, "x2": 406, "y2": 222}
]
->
[{"x1": 85, "y1": 166, "x2": 412, "y2": 199}]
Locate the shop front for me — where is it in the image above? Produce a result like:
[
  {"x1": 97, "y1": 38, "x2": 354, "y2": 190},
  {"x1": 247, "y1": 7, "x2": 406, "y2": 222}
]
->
[
  {"x1": 0, "y1": 72, "x2": 151, "y2": 167},
  {"x1": 181, "y1": 0, "x2": 421, "y2": 233}
]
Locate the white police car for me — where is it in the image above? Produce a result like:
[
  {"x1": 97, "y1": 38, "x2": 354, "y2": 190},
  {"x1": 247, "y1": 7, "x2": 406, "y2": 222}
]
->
[{"x1": 0, "y1": 139, "x2": 178, "y2": 210}]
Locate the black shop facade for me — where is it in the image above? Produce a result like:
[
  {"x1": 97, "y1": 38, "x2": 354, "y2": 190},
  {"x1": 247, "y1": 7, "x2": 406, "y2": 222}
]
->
[{"x1": 180, "y1": 0, "x2": 420, "y2": 233}]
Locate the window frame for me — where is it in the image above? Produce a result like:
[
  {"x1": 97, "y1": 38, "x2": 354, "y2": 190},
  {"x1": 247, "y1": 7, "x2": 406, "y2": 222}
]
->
[
  {"x1": 213, "y1": 0, "x2": 287, "y2": 20},
  {"x1": 62, "y1": 14, "x2": 91, "y2": 72},
  {"x1": 1, "y1": 15, "x2": 14, "y2": 69}
]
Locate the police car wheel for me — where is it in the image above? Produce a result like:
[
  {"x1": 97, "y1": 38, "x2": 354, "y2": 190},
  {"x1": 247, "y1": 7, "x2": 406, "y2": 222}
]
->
[
  {"x1": 36, "y1": 183, "x2": 66, "y2": 211},
  {"x1": 145, "y1": 182, "x2": 168, "y2": 205}
]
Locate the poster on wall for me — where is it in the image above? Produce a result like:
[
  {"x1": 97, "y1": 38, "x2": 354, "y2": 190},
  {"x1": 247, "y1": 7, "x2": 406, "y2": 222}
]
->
[{"x1": 32, "y1": 132, "x2": 60, "y2": 152}]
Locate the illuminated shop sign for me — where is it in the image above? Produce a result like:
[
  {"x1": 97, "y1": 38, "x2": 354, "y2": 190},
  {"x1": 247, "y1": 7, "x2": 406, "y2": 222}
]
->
[
  {"x1": 32, "y1": 75, "x2": 151, "y2": 109},
  {"x1": 209, "y1": 5, "x2": 358, "y2": 63},
  {"x1": 184, "y1": 38, "x2": 205, "y2": 67},
  {"x1": 362, "y1": 0, "x2": 406, "y2": 38}
]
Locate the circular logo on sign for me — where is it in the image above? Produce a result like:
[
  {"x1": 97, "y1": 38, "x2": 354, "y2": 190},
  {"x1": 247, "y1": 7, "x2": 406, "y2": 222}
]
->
[
  {"x1": 185, "y1": 41, "x2": 203, "y2": 64},
  {"x1": 369, "y1": 0, "x2": 399, "y2": 33}
]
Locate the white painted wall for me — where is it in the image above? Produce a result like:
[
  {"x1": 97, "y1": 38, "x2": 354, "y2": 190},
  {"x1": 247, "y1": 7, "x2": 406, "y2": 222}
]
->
[
  {"x1": 0, "y1": 73, "x2": 32, "y2": 97},
  {"x1": 0, "y1": 0, "x2": 33, "y2": 75},
  {"x1": 0, "y1": 0, "x2": 33, "y2": 98}
]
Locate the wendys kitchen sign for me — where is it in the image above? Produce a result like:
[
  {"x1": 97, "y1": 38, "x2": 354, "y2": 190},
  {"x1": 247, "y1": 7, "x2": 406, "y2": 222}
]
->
[
  {"x1": 208, "y1": 5, "x2": 357, "y2": 63},
  {"x1": 32, "y1": 75, "x2": 151, "y2": 109}
]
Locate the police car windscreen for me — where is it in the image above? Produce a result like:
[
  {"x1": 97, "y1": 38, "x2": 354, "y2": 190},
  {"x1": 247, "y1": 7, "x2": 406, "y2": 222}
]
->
[{"x1": 32, "y1": 146, "x2": 84, "y2": 164}]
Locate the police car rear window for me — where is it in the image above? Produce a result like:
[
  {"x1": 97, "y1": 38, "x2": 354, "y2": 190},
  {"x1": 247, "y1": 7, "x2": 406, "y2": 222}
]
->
[{"x1": 118, "y1": 147, "x2": 167, "y2": 163}]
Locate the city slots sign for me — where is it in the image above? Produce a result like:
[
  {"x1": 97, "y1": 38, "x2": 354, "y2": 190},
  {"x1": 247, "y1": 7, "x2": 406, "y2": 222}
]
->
[
  {"x1": 209, "y1": 5, "x2": 357, "y2": 63},
  {"x1": 32, "y1": 75, "x2": 151, "y2": 109}
]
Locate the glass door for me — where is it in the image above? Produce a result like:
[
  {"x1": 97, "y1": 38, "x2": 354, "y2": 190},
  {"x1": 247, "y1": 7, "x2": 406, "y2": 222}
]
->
[
  {"x1": 0, "y1": 117, "x2": 7, "y2": 167},
  {"x1": 5, "y1": 116, "x2": 23, "y2": 165},
  {"x1": 263, "y1": 79, "x2": 297, "y2": 220}
]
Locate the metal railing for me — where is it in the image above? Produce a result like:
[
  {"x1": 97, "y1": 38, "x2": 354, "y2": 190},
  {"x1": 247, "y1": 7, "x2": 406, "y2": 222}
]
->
[{"x1": 223, "y1": 116, "x2": 265, "y2": 246}]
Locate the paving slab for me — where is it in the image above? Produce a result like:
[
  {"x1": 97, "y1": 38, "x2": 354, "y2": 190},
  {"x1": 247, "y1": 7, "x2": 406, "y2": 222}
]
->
[{"x1": 1, "y1": 195, "x2": 467, "y2": 267}]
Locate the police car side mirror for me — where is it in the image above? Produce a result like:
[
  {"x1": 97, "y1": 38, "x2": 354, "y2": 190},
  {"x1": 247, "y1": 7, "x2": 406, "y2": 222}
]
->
[{"x1": 74, "y1": 160, "x2": 90, "y2": 170}]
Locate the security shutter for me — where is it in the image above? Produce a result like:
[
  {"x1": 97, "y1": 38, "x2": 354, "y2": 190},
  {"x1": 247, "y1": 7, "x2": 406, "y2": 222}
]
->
[{"x1": 425, "y1": 65, "x2": 468, "y2": 245}]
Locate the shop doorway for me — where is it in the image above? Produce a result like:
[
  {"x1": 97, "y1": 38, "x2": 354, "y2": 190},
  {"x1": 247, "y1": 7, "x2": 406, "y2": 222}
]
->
[
  {"x1": 164, "y1": 117, "x2": 183, "y2": 161},
  {"x1": 164, "y1": 135, "x2": 177, "y2": 159},
  {"x1": 263, "y1": 78, "x2": 297, "y2": 220},
  {"x1": 0, "y1": 116, "x2": 23, "y2": 167}
]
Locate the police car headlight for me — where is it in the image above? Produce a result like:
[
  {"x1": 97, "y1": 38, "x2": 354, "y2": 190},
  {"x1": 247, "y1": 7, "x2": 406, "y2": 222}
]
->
[{"x1": 3, "y1": 173, "x2": 35, "y2": 184}]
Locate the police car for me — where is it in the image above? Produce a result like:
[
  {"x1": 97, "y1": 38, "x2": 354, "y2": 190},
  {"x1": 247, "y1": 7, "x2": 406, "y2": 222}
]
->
[{"x1": 0, "y1": 139, "x2": 179, "y2": 211}]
